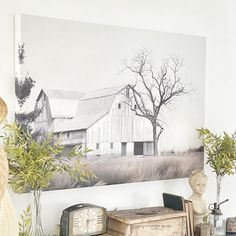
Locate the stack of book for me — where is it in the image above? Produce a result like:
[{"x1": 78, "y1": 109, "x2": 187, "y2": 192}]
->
[{"x1": 162, "y1": 193, "x2": 194, "y2": 236}]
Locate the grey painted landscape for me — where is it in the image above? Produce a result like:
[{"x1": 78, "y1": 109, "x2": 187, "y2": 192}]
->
[{"x1": 15, "y1": 15, "x2": 205, "y2": 191}]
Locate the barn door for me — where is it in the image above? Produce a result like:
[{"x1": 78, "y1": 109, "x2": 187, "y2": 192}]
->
[
  {"x1": 121, "y1": 142, "x2": 127, "y2": 156},
  {"x1": 134, "y1": 142, "x2": 144, "y2": 155}
]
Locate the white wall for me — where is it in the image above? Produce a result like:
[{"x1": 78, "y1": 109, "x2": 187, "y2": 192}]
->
[{"x1": 1, "y1": 0, "x2": 236, "y2": 234}]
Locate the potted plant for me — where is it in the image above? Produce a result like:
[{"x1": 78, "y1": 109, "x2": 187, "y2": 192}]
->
[
  {"x1": 197, "y1": 128, "x2": 236, "y2": 204},
  {"x1": 1, "y1": 122, "x2": 94, "y2": 236}
]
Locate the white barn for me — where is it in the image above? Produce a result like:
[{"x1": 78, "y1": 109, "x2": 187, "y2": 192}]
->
[{"x1": 34, "y1": 85, "x2": 154, "y2": 156}]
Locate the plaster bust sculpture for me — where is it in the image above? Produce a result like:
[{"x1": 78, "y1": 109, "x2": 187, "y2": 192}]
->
[
  {"x1": 188, "y1": 170, "x2": 208, "y2": 226},
  {"x1": 0, "y1": 96, "x2": 19, "y2": 236}
]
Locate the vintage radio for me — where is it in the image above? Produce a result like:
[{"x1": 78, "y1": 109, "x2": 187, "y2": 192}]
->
[{"x1": 60, "y1": 203, "x2": 107, "y2": 236}]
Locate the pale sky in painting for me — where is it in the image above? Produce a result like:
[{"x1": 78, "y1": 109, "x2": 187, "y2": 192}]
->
[{"x1": 17, "y1": 14, "x2": 206, "y2": 151}]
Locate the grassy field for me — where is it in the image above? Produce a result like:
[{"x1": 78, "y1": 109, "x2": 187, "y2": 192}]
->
[{"x1": 47, "y1": 152, "x2": 204, "y2": 190}]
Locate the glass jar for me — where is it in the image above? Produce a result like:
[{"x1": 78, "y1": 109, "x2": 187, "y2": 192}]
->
[
  {"x1": 29, "y1": 189, "x2": 44, "y2": 236},
  {"x1": 209, "y1": 199, "x2": 229, "y2": 236}
]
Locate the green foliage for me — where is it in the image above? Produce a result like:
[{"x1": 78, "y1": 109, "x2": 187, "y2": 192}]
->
[
  {"x1": 15, "y1": 108, "x2": 42, "y2": 134},
  {"x1": 15, "y1": 75, "x2": 35, "y2": 108},
  {"x1": 197, "y1": 128, "x2": 236, "y2": 176},
  {"x1": 15, "y1": 73, "x2": 42, "y2": 134},
  {"x1": 19, "y1": 205, "x2": 31, "y2": 236},
  {"x1": 203, "y1": 213, "x2": 209, "y2": 224},
  {"x1": 1, "y1": 122, "x2": 95, "y2": 192},
  {"x1": 18, "y1": 205, "x2": 59, "y2": 236}
]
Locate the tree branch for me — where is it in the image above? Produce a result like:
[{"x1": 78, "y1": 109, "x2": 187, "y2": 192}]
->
[{"x1": 122, "y1": 49, "x2": 191, "y2": 155}]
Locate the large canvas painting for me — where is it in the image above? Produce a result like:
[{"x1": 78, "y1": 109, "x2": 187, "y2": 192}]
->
[{"x1": 15, "y1": 15, "x2": 206, "y2": 191}]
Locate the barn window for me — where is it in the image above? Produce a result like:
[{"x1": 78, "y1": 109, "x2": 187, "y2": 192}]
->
[
  {"x1": 96, "y1": 143, "x2": 99, "y2": 149},
  {"x1": 67, "y1": 132, "x2": 70, "y2": 138},
  {"x1": 118, "y1": 103, "x2": 121, "y2": 109},
  {"x1": 110, "y1": 142, "x2": 114, "y2": 149}
]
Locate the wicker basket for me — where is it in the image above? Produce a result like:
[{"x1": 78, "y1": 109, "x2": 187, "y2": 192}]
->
[{"x1": 0, "y1": 97, "x2": 7, "y2": 123}]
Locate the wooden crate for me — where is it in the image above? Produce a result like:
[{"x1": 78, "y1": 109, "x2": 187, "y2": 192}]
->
[{"x1": 107, "y1": 206, "x2": 187, "y2": 236}]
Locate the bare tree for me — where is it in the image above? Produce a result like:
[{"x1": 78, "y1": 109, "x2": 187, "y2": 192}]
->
[{"x1": 124, "y1": 49, "x2": 191, "y2": 156}]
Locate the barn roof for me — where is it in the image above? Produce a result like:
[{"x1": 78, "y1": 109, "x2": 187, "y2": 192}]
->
[
  {"x1": 38, "y1": 85, "x2": 126, "y2": 133},
  {"x1": 54, "y1": 111, "x2": 108, "y2": 132},
  {"x1": 54, "y1": 95, "x2": 116, "y2": 132},
  {"x1": 36, "y1": 89, "x2": 84, "y2": 118},
  {"x1": 81, "y1": 85, "x2": 125, "y2": 100},
  {"x1": 39, "y1": 89, "x2": 84, "y2": 100}
]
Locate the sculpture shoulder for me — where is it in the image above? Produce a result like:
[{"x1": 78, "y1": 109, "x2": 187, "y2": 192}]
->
[{"x1": 188, "y1": 197, "x2": 208, "y2": 215}]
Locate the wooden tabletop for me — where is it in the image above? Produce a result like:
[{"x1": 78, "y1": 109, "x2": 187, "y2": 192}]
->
[{"x1": 107, "y1": 206, "x2": 187, "y2": 224}]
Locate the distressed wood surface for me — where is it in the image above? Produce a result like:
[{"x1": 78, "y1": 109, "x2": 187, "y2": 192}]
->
[
  {"x1": 107, "y1": 206, "x2": 187, "y2": 236},
  {"x1": 107, "y1": 206, "x2": 187, "y2": 224}
]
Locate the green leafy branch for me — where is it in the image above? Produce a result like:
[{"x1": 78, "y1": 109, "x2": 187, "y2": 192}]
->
[
  {"x1": 19, "y1": 205, "x2": 31, "y2": 236},
  {"x1": 197, "y1": 128, "x2": 236, "y2": 176},
  {"x1": 1, "y1": 122, "x2": 95, "y2": 192},
  {"x1": 18, "y1": 205, "x2": 59, "y2": 236}
]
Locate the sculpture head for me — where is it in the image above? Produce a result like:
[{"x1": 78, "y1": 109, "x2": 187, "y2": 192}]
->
[{"x1": 189, "y1": 170, "x2": 207, "y2": 195}]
